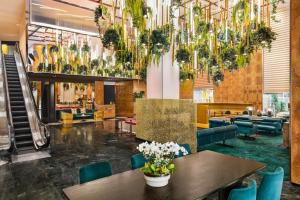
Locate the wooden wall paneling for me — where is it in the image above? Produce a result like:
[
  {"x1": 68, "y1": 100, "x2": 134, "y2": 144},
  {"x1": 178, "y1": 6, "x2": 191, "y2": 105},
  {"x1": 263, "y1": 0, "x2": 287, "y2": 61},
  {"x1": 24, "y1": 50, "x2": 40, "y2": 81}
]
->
[
  {"x1": 115, "y1": 81, "x2": 134, "y2": 117},
  {"x1": 291, "y1": 0, "x2": 300, "y2": 185},
  {"x1": 213, "y1": 52, "x2": 263, "y2": 111},
  {"x1": 180, "y1": 80, "x2": 194, "y2": 99},
  {"x1": 95, "y1": 81, "x2": 104, "y2": 105}
]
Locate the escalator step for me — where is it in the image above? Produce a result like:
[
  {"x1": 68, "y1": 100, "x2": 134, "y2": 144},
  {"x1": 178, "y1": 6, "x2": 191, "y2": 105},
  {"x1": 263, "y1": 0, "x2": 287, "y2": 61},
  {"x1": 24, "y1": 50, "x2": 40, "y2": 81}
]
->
[
  {"x1": 10, "y1": 97, "x2": 23, "y2": 101},
  {"x1": 11, "y1": 101, "x2": 25, "y2": 106},
  {"x1": 15, "y1": 133, "x2": 32, "y2": 140},
  {"x1": 11, "y1": 111, "x2": 27, "y2": 116},
  {"x1": 8, "y1": 87, "x2": 22, "y2": 91},
  {"x1": 16, "y1": 140, "x2": 34, "y2": 148},
  {"x1": 13, "y1": 116, "x2": 28, "y2": 122},
  {"x1": 7, "y1": 81, "x2": 21, "y2": 85},
  {"x1": 14, "y1": 127, "x2": 31, "y2": 134},
  {"x1": 14, "y1": 121, "x2": 30, "y2": 127},
  {"x1": 11, "y1": 106, "x2": 26, "y2": 111}
]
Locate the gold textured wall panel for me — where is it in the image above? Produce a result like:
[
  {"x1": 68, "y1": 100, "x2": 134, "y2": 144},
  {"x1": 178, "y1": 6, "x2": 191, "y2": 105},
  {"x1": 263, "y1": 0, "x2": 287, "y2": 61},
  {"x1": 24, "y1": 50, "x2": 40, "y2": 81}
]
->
[
  {"x1": 115, "y1": 81, "x2": 134, "y2": 117},
  {"x1": 180, "y1": 80, "x2": 194, "y2": 99},
  {"x1": 135, "y1": 99, "x2": 197, "y2": 152}
]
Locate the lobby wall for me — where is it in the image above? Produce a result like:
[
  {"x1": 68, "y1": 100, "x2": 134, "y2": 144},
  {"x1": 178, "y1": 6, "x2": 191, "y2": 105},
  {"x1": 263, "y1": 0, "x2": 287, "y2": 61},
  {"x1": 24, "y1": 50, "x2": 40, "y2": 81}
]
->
[
  {"x1": 213, "y1": 52, "x2": 263, "y2": 111},
  {"x1": 291, "y1": 0, "x2": 300, "y2": 185}
]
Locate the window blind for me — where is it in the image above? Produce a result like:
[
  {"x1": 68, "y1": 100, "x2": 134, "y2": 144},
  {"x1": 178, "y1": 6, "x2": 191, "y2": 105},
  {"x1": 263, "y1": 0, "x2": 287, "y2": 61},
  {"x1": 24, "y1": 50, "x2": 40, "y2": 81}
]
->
[{"x1": 263, "y1": 2, "x2": 290, "y2": 94}]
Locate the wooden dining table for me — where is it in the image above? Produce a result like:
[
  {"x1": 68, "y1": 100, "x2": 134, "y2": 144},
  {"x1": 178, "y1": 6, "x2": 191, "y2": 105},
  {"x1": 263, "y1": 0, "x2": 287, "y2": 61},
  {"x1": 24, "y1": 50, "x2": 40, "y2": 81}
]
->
[{"x1": 63, "y1": 151, "x2": 265, "y2": 200}]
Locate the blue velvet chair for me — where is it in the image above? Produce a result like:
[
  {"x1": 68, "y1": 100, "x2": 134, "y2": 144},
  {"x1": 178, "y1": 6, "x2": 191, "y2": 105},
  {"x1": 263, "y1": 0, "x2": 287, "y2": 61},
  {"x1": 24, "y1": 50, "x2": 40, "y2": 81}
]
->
[
  {"x1": 131, "y1": 153, "x2": 147, "y2": 169},
  {"x1": 256, "y1": 118, "x2": 283, "y2": 135},
  {"x1": 234, "y1": 121, "x2": 257, "y2": 138},
  {"x1": 228, "y1": 180, "x2": 257, "y2": 200},
  {"x1": 176, "y1": 144, "x2": 192, "y2": 158},
  {"x1": 79, "y1": 161, "x2": 112, "y2": 184},
  {"x1": 209, "y1": 119, "x2": 231, "y2": 128},
  {"x1": 257, "y1": 167, "x2": 284, "y2": 200}
]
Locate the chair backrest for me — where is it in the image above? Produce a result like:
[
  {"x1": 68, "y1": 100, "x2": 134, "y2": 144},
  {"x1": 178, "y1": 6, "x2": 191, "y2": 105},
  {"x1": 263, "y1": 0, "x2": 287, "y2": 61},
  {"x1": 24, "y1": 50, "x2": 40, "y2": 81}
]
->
[
  {"x1": 79, "y1": 161, "x2": 112, "y2": 184},
  {"x1": 228, "y1": 180, "x2": 257, "y2": 200},
  {"x1": 257, "y1": 167, "x2": 284, "y2": 200},
  {"x1": 131, "y1": 153, "x2": 147, "y2": 170},
  {"x1": 176, "y1": 144, "x2": 192, "y2": 158}
]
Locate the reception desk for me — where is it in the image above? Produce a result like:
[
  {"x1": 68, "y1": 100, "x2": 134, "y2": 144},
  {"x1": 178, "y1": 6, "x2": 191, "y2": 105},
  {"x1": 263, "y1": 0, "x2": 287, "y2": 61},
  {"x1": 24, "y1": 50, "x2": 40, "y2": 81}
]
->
[{"x1": 197, "y1": 103, "x2": 253, "y2": 129}]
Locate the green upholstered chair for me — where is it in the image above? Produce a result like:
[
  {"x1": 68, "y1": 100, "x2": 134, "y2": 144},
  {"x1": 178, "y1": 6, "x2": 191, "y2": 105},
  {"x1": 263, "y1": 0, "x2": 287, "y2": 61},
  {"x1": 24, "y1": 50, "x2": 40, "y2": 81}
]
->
[
  {"x1": 131, "y1": 153, "x2": 147, "y2": 170},
  {"x1": 234, "y1": 121, "x2": 257, "y2": 137},
  {"x1": 79, "y1": 161, "x2": 112, "y2": 184},
  {"x1": 257, "y1": 167, "x2": 284, "y2": 200},
  {"x1": 228, "y1": 180, "x2": 257, "y2": 200}
]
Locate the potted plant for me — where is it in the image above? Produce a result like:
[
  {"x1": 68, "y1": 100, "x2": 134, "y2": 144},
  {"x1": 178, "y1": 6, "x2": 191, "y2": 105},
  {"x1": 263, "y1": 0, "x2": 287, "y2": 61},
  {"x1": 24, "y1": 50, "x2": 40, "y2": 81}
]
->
[
  {"x1": 137, "y1": 141, "x2": 188, "y2": 187},
  {"x1": 175, "y1": 48, "x2": 191, "y2": 65},
  {"x1": 102, "y1": 28, "x2": 120, "y2": 49}
]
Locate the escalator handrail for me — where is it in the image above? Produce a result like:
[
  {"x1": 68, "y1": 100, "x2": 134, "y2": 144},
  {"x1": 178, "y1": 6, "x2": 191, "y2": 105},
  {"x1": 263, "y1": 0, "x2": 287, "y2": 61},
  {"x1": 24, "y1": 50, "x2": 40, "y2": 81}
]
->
[
  {"x1": 15, "y1": 43, "x2": 50, "y2": 147},
  {"x1": 1, "y1": 46, "x2": 14, "y2": 150}
]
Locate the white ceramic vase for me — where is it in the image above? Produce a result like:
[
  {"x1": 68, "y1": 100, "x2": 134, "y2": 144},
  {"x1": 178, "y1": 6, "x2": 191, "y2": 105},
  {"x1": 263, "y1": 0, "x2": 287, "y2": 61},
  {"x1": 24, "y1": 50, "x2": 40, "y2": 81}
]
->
[{"x1": 144, "y1": 174, "x2": 170, "y2": 187}]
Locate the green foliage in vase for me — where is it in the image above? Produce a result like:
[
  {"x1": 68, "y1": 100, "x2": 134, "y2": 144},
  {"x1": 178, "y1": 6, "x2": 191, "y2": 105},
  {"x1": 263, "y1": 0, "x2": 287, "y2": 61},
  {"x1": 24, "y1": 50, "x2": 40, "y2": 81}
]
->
[
  {"x1": 252, "y1": 24, "x2": 277, "y2": 50},
  {"x1": 175, "y1": 48, "x2": 191, "y2": 64},
  {"x1": 62, "y1": 64, "x2": 72, "y2": 74},
  {"x1": 78, "y1": 65, "x2": 88, "y2": 75},
  {"x1": 142, "y1": 162, "x2": 175, "y2": 177},
  {"x1": 91, "y1": 59, "x2": 99, "y2": 70},
  {"x1": 102, "y1": 28, "x2": 120, "y2": 49}
]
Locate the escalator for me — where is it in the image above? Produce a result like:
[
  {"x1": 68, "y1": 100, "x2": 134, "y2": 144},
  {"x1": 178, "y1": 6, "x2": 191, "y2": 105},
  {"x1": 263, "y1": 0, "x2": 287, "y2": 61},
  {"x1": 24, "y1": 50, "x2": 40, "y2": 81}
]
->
[
  {"x1": 1, "y1": 43, "x2": 50, "y2": 154},
  {"x1": 4, "y1": 55, "x2": 34, "y2": 151}
]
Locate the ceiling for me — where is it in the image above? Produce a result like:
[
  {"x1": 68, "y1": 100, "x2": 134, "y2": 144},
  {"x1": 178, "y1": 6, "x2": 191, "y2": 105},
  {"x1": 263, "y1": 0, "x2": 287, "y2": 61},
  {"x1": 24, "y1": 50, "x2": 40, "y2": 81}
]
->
[{"x1": 0, "y1": 0, "x2": 25, "y2": 41}]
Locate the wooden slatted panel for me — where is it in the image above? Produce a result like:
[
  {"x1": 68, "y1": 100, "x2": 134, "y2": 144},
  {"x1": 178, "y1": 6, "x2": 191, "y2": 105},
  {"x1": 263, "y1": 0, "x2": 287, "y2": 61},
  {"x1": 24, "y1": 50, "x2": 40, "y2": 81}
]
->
[{"x1": 263, "y1": 4, "x2": 290, "y2": 93}]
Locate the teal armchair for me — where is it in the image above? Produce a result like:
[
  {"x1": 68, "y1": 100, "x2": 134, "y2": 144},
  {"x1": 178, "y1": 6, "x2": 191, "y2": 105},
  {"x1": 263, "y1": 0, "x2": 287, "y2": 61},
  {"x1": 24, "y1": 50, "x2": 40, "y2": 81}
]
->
[
  {"x1": 257, "y1": 167, "x2": 284, "y2": 200},
  {"x1": 234, "y1": 121, "x2": 257, "y2": 138},
  {"x1": 79, "y1": 161, "x2": 112, "y2": 184},
  {"x1": 228, "y1": 180, "x2": 257, "y2": 200},
  {"x1": 131, "y1": 153, "x2": 147, "y2": 170}
]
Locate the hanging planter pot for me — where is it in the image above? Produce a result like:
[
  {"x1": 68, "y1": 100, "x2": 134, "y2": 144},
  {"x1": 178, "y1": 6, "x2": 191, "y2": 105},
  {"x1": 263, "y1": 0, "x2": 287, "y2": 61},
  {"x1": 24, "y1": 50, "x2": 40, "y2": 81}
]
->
[
  {"x1": 102, "y1": 29, "x2": 120, "y2": 49},
  {"x1": 175, "y1": 48, "x2": 191, "y2": 65}
]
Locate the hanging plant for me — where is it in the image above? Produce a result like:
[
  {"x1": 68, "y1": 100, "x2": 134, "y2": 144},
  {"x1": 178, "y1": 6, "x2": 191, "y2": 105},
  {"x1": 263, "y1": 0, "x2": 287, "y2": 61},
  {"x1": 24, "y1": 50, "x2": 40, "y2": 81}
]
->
[
  {"x1": 193, "y1": 5, "x2": 202, "y2": 16},
  {"x1": 125, "y1": 0, "x2": 146, "y2": 31},
  {"x1": 271, "y1": 0, "x2": 285, "y2": 22},
  {"x1": 252, "y1": 24, "x2": 277, "y2": 50},
  {"x1": 139, "y1": 31, "x2": 150, "y2": 46},
  {"x1": 62, "y1": 64, "x2": 72, "y2": 74},
  {"x1": 81, "y1": 43, "x2": 90, "y2": 53},
  {"x1": 78, "y1": 65, "x2": 88, "y2": 75},
  {"x1": 140, "y1": 66, "x2": 147, "y2": 81},
  {"x1": 180, "y1": 68, "x2": 194, "y2": 81},
  {"x1": 212, "y1": 70, "x2": 224, "y2": 85},
  {"x1": 116, "y1": 48, "x2": 133, "y2": 70},
  {"x1": 197, "y1": 44, "x2": 210, "y2": 60},
  {"x1": 175, "y1": 48, "x2": 191, "y2": 64},
  {"x1": 47, "y1": 64, "x2": 56, "y2": 72},
  {"x1": 69, "y1": 44, "x2": 77, "y2": 52},
  {"x1": 91, "y1": 59, "x2": 99, "y2": 70},
  {"x1": 50, "y1": 45, "x2": 59, "y2": 53},
  {"x1": 221, "y1": 47, "x2": 238, "y2": 71},
  {"x1": 102, "y1": 28, "x2": 120, "y2": 49},
  {"x1": 150, "y1": 28, "x2": 170, "y2": 57},
  {"x1": 217, "y1": 29, "x2": 233, "y2": 43}
]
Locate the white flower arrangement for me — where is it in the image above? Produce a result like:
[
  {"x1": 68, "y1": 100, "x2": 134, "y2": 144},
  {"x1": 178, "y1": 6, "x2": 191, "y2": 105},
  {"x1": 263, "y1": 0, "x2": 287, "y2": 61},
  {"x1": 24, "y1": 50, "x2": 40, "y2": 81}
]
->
[{"x1": 137, "y1": 141, "x2": 188, "y2": 177}]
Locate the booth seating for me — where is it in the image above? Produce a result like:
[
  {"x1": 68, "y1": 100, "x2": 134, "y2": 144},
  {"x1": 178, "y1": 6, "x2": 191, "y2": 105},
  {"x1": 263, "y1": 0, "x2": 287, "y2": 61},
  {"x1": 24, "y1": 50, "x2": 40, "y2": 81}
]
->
[
  {"x1": 209, "y1": 119, "x2": 231, "y2": 128},
  {"x1": 59, "y1": 108, "x2": 95, "y2": 123},
  {"x1": 61, "y1": 112, "x2": 73, "y2": 124},
  {"x1": 256, "y1": 118, "x2": 283, "y2": 135},
  {"x1": 196, "y1": 125, "x2": 237, "y2": 151},
  {"x1": 234, "y1": 121, "x2": 257, "y2": 138}
]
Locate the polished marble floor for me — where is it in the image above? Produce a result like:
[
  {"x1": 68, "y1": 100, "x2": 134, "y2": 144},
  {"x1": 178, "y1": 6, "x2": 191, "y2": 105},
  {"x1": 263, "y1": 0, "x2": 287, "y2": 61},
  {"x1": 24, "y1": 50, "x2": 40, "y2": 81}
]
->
[{"x1": 0, "y1": 122, "x2": 299, "y2": 200}]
